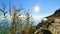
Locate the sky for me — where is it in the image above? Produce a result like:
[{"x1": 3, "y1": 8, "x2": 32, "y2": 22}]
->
[{"x1": 0, "y1": 0, "x2": 60, "y2": 25}]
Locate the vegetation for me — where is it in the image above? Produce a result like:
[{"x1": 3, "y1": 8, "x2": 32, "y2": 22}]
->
[
  {"x1": 1, "y1": 0, "x2": 60, "y2": 34},
  {"x1": 0, "y1": 1, "x2": 36, "y2": 34}
]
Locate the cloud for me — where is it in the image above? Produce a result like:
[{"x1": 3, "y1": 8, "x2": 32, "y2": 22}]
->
[{"x1": 32, "y1": 15, "x2": 44, "y2": 20}]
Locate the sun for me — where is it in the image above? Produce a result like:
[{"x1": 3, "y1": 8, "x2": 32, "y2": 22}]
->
[{"x1": 34, "y1": 6, "x2": 40, "y2": 12}]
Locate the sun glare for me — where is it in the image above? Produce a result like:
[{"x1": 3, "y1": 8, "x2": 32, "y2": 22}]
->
[{"x1": 34, "y1": 6, "x2": 40, "y2": 12}]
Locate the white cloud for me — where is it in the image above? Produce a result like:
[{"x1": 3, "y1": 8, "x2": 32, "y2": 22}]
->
[{"x1": 32, "y1": 15, "x2": 44, "y2": 20}]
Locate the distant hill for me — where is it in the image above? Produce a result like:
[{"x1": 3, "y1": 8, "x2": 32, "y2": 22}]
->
[{"x1": 46, "y1": 8, "x2": 60, "y2": 18}]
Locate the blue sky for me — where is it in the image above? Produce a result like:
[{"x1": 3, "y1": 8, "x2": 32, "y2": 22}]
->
[
  {"x1": 0, "y1": 0, "x2": 60, "y2": 16},
  {"x1": 0, "y1": 0, "x2": 60, "y2": 25}
]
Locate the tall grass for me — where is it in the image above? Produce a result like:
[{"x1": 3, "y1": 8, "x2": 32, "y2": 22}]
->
[{"x1": 0, "y1": 1, "x2": 52, "y2": 34}]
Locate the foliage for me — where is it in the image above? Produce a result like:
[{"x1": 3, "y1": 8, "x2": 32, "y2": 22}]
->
[
  {"x1": 0, "y1": 1, "x2": 35, "y2": 34},
  {"x1": 0, "y1": 0, "x2": 57, "y2": 34}
]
